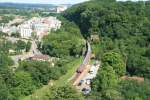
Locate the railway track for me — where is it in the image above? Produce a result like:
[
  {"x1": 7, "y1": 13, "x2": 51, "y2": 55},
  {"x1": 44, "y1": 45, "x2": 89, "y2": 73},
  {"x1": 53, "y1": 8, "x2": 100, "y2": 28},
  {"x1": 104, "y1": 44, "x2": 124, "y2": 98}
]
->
[{"x1": 72, "y1": 41, "x2": 91, "y2": 85}]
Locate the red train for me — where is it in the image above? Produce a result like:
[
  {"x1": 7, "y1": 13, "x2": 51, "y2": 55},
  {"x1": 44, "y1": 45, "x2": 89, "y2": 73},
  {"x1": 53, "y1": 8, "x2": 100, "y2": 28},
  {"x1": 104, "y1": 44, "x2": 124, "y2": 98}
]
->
[{"x1": 77, "y1": 42, "x2": 91, "y2": 73}]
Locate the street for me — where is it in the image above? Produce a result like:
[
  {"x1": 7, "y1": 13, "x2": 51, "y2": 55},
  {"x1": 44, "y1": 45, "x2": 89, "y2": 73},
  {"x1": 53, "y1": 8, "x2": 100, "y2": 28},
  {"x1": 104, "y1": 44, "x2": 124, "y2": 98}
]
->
[{"x1": 7, "y1": 37, "x2": 42, "y2": 68}]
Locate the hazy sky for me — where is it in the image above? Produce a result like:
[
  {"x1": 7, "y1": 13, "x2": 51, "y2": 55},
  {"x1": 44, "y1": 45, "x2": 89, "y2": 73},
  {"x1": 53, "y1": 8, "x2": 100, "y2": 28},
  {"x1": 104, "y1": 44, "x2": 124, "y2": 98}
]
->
[
  {"x1": 0, "y1": 0, "x2": 148, "y2": 4},
  {"x1": 0, "y1": 0, "x2": 90, "y2": 4}
]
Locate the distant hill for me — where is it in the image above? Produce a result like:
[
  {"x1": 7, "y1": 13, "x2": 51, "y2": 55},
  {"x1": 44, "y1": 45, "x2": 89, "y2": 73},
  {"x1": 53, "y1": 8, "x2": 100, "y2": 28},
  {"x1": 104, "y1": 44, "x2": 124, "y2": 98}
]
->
[{"x1": 0, "y1": 3, "x2": 56, "y2": 9}]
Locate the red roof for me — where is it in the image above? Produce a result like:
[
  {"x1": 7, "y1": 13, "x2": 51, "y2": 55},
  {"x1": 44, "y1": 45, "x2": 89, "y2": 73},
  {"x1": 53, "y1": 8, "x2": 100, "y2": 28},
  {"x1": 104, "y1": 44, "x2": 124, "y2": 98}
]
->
[{"x1": 121, "y1": 76, "x2": 144, "y2": 82}]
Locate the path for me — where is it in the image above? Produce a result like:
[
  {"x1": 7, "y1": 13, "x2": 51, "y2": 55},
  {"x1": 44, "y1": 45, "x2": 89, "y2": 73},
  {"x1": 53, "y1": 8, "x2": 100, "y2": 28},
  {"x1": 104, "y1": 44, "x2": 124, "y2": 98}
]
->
[{"x1": 9, "y1": 37, "x2": 42, "y2": 68}]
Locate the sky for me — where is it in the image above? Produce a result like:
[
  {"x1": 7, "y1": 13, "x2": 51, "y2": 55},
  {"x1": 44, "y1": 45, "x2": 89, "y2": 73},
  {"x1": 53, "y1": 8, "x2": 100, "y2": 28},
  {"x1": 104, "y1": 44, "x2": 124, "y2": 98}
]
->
[
  {"x1": 0, "y1": 0, "x2": 90, "y2": 4},
  {"x1": 0, "y1": 0, "x2": 148, "y2": 4}
]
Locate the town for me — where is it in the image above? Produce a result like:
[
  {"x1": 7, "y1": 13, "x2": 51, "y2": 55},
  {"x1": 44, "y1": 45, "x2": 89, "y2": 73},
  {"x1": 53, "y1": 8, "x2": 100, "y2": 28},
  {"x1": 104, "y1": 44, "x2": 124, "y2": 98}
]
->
[{"x1": 0, "y1": 16, "x2": 61, "y2": 39}]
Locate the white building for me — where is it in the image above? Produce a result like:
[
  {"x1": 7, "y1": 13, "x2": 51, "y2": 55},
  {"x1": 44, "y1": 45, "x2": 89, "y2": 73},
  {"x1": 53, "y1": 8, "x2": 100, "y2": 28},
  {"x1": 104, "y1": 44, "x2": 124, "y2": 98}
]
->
[
  {"x1": 9, "y1": 26, "x2": 18, "y2": 33},
  {"x1": 18, "y1": 24, "x2": 32, "y2": 38},
  {"x1": 56, "y1": 6, "x2": 67, "y2": 13},
  {"x1": 33, "y1": 23, "x2": 49, "y2": 36},
  {"x1": 1, "y1": 26, "x2": 10, "y2": 33},
  {"x1": 0, "y1": 16, "x2": 61, "y2": 39},
  {"x1": 46, "y1": 17, "x2": 61, "y2": 30}
]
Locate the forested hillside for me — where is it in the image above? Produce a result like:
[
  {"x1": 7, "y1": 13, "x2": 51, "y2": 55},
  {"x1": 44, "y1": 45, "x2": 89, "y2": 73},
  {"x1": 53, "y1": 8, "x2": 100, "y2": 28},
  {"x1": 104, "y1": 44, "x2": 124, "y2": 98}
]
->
[
  {"x1": 63, "y1": 0, "x2": 150, "y2": 99},
  {"x1": 39, "y1": 20, "x2": 84, "y2": 58}
]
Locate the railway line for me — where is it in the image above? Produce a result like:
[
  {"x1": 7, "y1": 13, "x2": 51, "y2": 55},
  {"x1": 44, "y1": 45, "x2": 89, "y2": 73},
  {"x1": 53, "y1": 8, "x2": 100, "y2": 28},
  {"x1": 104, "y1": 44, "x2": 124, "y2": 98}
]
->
[{"x1": 72, "y1": 41, "x2": 92, "y2": 85}]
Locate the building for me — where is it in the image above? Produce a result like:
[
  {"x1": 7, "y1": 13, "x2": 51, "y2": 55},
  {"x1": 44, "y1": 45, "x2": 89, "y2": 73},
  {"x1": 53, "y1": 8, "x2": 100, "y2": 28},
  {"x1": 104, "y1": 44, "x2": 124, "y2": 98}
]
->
[
  {"x1": 30, "y1": 54, "x2": 50, "y2": 61},
  {"x1": 9, "y1": 26, "x2": 18, "y2": 33},
  {"x1": 34, "y1": 23, "x2": 49, "y2": 35},
  {"x1": 0, "y1": 16, "x2": 61, "y2": 39},
  {"x1": 18, "y1": 24, "x2": 32, "y2": 38},
  {"x1": 56, "y1": 5, "x2": 67, "y2": 13},
  {"x1": 121, "y1": 76, "x2": 144, "y2": 82}
]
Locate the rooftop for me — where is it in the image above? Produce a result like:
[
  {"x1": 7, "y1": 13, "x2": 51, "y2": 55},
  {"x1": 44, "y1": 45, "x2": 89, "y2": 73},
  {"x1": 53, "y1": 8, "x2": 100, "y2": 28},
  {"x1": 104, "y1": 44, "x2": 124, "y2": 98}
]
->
[{"x1": 31, "y1": 54, "x2": 50, "y2": 61}]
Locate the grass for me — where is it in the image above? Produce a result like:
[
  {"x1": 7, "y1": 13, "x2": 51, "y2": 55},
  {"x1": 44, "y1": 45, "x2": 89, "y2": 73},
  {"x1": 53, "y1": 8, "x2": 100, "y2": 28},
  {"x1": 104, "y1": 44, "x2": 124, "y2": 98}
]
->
[{"x1": 22, "y1": 57, "x2": 83, "y2": 100}]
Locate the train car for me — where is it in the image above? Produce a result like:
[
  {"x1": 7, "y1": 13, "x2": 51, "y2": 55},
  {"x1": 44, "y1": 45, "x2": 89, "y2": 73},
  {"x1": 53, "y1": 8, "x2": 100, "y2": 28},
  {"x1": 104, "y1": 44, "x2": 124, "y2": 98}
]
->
[{"x1": 76, "y1": 42, "x2": 91, "y2": 73}]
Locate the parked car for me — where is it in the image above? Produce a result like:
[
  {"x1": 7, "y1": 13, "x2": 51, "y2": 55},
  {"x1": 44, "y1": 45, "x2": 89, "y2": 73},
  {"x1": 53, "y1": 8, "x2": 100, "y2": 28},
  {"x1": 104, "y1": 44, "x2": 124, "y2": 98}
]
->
[
  {"x1": 78, "y1": 80, "x2": 84, "y2": 86},
  {"x1": 88, "y1": 70, "x2": 94, "y2": 74},
  {"x1": 82, "y1": 88, "x2": 91, "y2": 95},
  {"x1": 86, "y1": 79, "x2": 91, "y2": 85}
]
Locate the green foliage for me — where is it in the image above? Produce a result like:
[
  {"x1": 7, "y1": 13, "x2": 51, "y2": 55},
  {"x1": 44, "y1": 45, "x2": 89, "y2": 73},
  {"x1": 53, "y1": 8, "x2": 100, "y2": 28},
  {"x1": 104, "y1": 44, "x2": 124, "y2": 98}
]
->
[
  {"x1": 92, "y1": 63, "x2": 118, "y2": 91},
  {"x1": 16, "y1": 40, "x2": 26, "y2": 50},
  {"x1": 144, "y1": 47, "x2": 150, "y2": 58},
  {"x1": 102, "y1": 52, "x2": 126, "y2": 76},
  {"x1": 25, "y1": 41, "x2": 31, "y2": 52},
  {"x1": 0, "y1": 31, "x2": 8, "y2": 37},
  {"x1": 46, "y1": 85, "x2": 83, "y2": 100},
  {"x1": 100, "y1": 89, "x2": 123, "y2": 100},
  {"x1": 20, "y1": 61, "x2": 52, "y2": 86},
  {"x1": 0, "y1": 76, "x2": 9, "y2": 100},
  {"x1": 14, "y1": 71, "x2": 36, "y2": 96},
  {"x1": 119, "y1": 80, "x2": 150, "y2": 100},
  {"x1": 65, "y1": 0, "x2": 150, "y2": 39},
  {"x1": 0, "y1": 52, "x2": 14, "y2": 67},
  {"x1": 0, "y1": 15, "x2": 15, "y2": 23},
  {"x1": 40, "y1": 21, "x2": 84, "y2": 58},
  {"x1": 11, "y1": 32, "x2": 20, "y2": 38},
  {"x1": 64, "y1": 0, "x2": 150, "y2": 99}
]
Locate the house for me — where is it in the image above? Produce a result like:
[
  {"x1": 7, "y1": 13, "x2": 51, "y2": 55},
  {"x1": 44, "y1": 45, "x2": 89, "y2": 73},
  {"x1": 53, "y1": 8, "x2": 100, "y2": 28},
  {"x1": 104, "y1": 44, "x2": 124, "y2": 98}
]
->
[
  {"x1": 30, "y1": 54, "x2": 50, "y2": 61},
  {"x1": 56, "y1": 6, "x2": 67, "y2": 13},
  {"x1": 18, "y1": 24, "x2": 32, "y2": 38}
]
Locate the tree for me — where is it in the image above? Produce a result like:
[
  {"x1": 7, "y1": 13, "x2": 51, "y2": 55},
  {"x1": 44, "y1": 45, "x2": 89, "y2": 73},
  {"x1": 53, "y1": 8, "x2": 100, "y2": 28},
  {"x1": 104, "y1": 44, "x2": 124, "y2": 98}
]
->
[
  {"x1": 39, "y1": 20, "x2": 84, "y2": 58},
  {"x1": 92, "y1": 63, "x2": 118, "y2": 91},
  {"x1": 20, "y1": 61, "x2": 51, "y2": 86},
  {"x1": 144, "y1": 47, "x2": 150, "y2": 58},
  {"x1": 0, "y1": 52, "x2": 14, "y2": 67},
  {"x1": 47, "y1": 85, "x2": 83, "y2": 100},
  {"x1": 0, "y1": 76, "x2": 9, "y2": 100},
  {"x1": 101, "y1": 89, "x2": 123, "y2": 100},
  {"x1": 102, "y1": 52, "x2": 126, "y2": 76},
  {"x1": 26, "y1": 41, "x2": 31, "y2": 52},
  {"x1": 11, "y1": 32, "x2": 20, "y2": 38},
  {"x1": 16, "y1": 40, "x2": 26, "y2": 51},
  {"x1": 14, "y1": 71, "x2": 35, "y2": 96},
  {"x1": 119, "y1": 80, "x2": 150, "y2": 100},
  {"x1": 64, "y1": 0, "x2": 150, "y2": 99}
]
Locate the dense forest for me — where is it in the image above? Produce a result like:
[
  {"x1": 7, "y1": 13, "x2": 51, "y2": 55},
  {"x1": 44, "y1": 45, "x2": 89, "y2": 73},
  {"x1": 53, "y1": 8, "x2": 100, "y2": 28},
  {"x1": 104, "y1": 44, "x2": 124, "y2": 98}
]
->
[{"x1": 63, "y1": 0, "x2": 150, "y2": 99}]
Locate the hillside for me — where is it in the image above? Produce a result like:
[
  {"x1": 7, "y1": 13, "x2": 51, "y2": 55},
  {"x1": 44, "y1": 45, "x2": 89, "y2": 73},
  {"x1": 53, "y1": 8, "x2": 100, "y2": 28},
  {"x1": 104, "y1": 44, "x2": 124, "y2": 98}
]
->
[
  {"x1": 0, "y1": 3, "x2": 55, "y2": 8},
  {"x1": 63, "y1": 0, "x2": 150, "y2": 99}
]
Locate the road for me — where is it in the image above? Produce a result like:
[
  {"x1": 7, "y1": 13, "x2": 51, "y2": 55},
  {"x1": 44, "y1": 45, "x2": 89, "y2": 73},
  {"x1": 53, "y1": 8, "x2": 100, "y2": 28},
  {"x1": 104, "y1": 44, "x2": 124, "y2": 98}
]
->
[
  {"x1": 30, "y1": 40, "x2": 42, "y2": 55},
  {"x1": 9, "y1": 37, "x2": 42, "y2": 68},
  {"x1": 11, "y1": 52, "x2": 34, "y2": 68}
]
